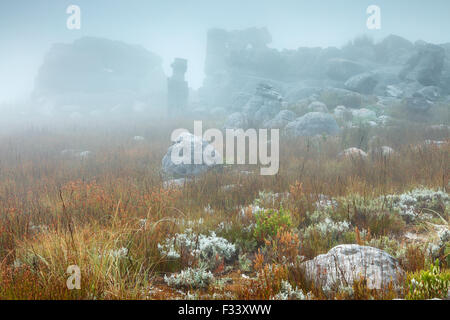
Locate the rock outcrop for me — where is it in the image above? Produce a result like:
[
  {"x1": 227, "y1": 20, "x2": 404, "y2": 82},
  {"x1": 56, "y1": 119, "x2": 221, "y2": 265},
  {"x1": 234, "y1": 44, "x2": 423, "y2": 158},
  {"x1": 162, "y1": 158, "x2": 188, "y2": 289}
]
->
[
  {"x1": 399, "y1": 42, "x2": 445, "y2": 86},
  {"x1": 33, "y1": 37, "x2": 166, "y2": 113}
]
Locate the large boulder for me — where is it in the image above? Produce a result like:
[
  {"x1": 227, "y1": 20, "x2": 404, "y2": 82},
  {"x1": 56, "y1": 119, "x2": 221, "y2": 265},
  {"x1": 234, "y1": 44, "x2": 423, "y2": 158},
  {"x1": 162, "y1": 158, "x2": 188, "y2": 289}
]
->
[
  {"x1": 243, "y1": 83, "x2": 283, "y2": 127},
  {"x1": 345, "y1": 72, "x2": 378, "y2": 94},
  {"x1": 285, "y1": 112, "x2": 340, "y2": 137},
  {"x1": 162, "y1": 133, "x2": 222, "y2": 177},
  {"x1": 302, "y1": 244, "x2": 404, "y2": 291},
  {"x1": 263, "y1": 110, "x2": 297, "y2": 129},
  {"x1": 326, "y1": 58, "x2": 366, "y2": 81},
  {"x1": 33, "y1": 37, "x2": 166, "y2": 112},
  {"x1": 399, "y1": 42, "x2": 445, "y2": 86}
]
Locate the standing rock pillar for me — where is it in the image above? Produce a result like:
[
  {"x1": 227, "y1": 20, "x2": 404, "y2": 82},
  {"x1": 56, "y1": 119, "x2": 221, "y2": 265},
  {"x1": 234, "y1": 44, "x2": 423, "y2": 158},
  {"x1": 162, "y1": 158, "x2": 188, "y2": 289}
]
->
[{"x1": 167, "y1": 58, "x2": 188, "y2": 115}]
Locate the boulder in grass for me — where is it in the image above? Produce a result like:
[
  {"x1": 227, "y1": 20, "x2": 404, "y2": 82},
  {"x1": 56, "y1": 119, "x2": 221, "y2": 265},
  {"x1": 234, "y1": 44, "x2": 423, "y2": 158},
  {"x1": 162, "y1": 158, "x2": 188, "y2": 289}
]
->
[
  {"x1": 338, "y1": 147, "x2": 368, "y2": 159},
  {"x1": 302, "y1": 244, "x2": 404, "y2": 291},
  {"x1": 162, "y1": 132, "x2": 222, "y2": 177}
]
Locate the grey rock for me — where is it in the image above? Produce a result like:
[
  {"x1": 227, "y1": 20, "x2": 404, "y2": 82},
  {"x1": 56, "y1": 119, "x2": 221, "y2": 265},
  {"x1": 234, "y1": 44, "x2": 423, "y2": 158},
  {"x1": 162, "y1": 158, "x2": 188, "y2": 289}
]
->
[
  {"x1": 243, "y1": 83, "x2": 283, "y2": 127},
  {"x1": 285, "y1": 112, "x2": 340, "y2": 137},
  {"x1": 345, "y1": 72, "x2": 378, "y2": 94},
  {"x1": 320, "y1": 88, "x2": 363, "y2": 109},
  {"x1": 224, "y1": 112, "x2": 249, "y2": 129},
  {"x1": 162, "y1": 132, "x2": 222, "y2": 177},
  {"x1": 285, "y1": 86, "x2": 323, "y2": 103},
  {"x1": 163, "y1": 178, "x2": 190, "y2": 189},
  {"x1": 385, "y1": 85, "x2": 404, "y2": 98},
  {"x1": 307, "y1": 101, "x2": 329, "y2": 113},
  {"x1": 351, "y1": 108, "x2": 377, "y2": 123},
  {"x1": 399, "y1": 43, "x2": 445, "y2": 86},
  {"x1": 326, "y1": 58, "x2": 366, "y2": 81},
  {"x1": 375, "y1": 34, "x2": 414, "y2": 65},
  {"x1": 414, "y1": 86, "x2": 442, "y2": 101},
  {"x1": 302, "y1": 244, "x2": 404, "y2": 291},
  {"x1": 33, "y1": 37, "x2": 166, "y2": 111},
  {"x1": 338, "y1": 148, "x2": 368, "y2": 159},
  {"x1": 370, "y1": 146, "x2": 395, "y2": 157},
  {"x1": 263, "y1": 110, "x2": 297, "y2": 129},
  {"x1": 404, "y1": 96, "x2": 433, "y2": 113}
]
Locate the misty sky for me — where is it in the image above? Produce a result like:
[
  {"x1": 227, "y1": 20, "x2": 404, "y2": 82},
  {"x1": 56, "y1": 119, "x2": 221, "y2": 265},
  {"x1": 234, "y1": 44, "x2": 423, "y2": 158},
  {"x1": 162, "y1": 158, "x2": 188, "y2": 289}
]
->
[{"x1": 1, "y1": 0, "x2": 450, "y2": 103}]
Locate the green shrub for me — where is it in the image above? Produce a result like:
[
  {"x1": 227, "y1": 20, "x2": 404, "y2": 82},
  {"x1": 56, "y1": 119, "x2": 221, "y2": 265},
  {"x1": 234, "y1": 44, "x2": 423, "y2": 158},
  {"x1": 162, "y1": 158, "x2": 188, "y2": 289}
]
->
[
  {"x1": 406, "y1": 260, "x2": 450, "y2": 300},
  {"x1": 254, "y1": 206, "x2": 292, "y2": 242}
]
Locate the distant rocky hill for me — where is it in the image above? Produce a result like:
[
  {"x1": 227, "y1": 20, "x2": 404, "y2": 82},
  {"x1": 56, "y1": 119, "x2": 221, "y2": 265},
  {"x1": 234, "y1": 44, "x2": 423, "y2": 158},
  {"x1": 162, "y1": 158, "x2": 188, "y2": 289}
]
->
[
  {"x1": 32, "y1": 37, "x2": 167, "y2": 115},
  {"x1": 197, "y1": 28, "x2": 450, "y2": 112}
]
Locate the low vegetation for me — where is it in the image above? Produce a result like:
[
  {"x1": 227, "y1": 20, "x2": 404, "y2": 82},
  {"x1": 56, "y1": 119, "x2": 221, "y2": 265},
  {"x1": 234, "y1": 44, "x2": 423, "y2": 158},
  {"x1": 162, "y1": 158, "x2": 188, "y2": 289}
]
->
[{"x1": 0, "y1": 115, "x2": 448, "y2": 300}]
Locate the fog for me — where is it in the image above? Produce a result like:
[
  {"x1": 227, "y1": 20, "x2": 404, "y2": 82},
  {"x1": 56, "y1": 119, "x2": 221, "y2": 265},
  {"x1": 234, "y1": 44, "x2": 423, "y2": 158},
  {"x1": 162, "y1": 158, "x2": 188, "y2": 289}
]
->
[{"x1": 1, "y1": 0, "x2": 450, "y2": 104}]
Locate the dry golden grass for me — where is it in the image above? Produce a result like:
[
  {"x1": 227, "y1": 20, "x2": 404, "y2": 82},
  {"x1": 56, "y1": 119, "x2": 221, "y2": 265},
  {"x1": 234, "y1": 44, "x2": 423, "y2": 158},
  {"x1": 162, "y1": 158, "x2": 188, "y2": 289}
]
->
[{"x1": 0, "y1": 116, "x2": 448, "y2": 300}]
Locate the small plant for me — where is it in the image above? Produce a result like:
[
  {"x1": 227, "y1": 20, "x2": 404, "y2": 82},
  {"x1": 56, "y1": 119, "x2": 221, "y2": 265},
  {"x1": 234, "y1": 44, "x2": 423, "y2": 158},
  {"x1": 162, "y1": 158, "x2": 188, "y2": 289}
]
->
[
  {"x1": 264, "y1": 229, "x2": 301, "y2": 265},
  {"x1": 158, "y1": 229, "x2": 236, "y2": 270},
  {"x1": 164, "y1": 267, "x2": 214, "y2": 289},
  {"x1": 253, "y1": 206, "x2": 293, "y2": 242},
  {"x1": 387, "y1": 188, "x2": 449, "y2": 222},
  {"x1": 406, "y1": 260, "x2": 450, "y2": 300},
  {"x1": 271, "y1": 280, "x2": 309, "y2": 300}
]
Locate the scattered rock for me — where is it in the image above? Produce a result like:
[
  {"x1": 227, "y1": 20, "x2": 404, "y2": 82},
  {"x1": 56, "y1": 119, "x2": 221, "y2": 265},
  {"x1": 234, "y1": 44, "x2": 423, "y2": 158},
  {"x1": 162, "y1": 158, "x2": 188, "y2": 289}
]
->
[
  {"x1": 163, "y1": 178, "x2": 190, "y2": 189},
  {"x1": 61, "y1": 149, "x2": 92, "y2": 159},
  {"x1": 423, "y1": 140, "x2": 448, "y2": 147}
]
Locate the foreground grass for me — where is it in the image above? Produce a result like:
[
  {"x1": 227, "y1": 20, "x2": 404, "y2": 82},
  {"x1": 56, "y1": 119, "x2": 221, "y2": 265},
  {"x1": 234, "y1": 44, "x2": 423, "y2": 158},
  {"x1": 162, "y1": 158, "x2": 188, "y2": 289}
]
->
[{"x1": 0, "y1": 116, "x2": 448, "y2": 299}]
